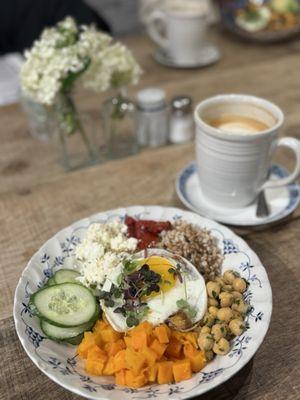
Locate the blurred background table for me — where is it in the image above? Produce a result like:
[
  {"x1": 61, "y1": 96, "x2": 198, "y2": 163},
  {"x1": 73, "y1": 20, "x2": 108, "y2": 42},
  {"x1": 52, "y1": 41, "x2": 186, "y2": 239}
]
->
[{"x1": 0, "y1": 28, "x2": 300, "y2": 400}]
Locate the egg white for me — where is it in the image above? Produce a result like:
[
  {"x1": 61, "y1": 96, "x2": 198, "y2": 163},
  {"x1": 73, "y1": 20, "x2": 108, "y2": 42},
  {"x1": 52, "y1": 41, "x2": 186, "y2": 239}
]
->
[{"x1": 101, "y1": 249, "x2": 207, "y2": 332}]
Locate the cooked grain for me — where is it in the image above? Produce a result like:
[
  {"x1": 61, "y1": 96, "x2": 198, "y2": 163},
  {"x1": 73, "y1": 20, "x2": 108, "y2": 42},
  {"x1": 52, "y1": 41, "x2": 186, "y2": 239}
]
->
[{"x1": 157, "y1": 220, "x2": 223, "y2": 281}]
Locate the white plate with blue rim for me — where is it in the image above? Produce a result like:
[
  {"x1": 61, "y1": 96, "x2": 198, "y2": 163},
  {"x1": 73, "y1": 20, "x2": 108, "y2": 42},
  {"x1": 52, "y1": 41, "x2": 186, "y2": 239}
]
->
[
  {"x1": 176, "y1": 162, "x2": 300, "y2": 227},
  {"x1": 14, "y1": 205, "x2": 272, "y2": 399}
]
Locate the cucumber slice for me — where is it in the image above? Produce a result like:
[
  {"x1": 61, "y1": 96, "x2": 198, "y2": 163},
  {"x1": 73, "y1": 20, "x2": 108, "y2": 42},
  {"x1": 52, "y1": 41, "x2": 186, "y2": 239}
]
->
[
  {"x1": 32, "y1": 283, "x2": 97, "y2": 327},
  {"x1": 47, "y1": 277, "x2": 56, "y2": 286},
  {"x1": 28, "y1": 298, "x2": 39, "y2": 316},
  {"x1": 41, "y1": 319, "x2": 94, "y2": 340},
  {"x1": 54, "y1": 269, "x2": 81, "y2": 284},
  {"x1": 65, "y1": 333, "x2": 84, "y2": 345}
]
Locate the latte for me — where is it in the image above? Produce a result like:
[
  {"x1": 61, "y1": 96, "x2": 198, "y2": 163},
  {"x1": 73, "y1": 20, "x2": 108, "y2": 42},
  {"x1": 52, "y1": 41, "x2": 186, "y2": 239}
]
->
[{"x1": 208, "y1": 115, "x2": 269, "y2": 134}]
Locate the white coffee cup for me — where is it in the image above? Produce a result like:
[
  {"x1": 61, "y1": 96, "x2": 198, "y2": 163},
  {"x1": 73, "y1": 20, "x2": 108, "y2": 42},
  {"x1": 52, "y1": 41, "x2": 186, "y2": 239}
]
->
[
  {"x1": 146, "y1": 0, "x2": 209, "y2": 64},
  {"x1": 194, "y1": 94, "x2": 300, "y2": 208}
]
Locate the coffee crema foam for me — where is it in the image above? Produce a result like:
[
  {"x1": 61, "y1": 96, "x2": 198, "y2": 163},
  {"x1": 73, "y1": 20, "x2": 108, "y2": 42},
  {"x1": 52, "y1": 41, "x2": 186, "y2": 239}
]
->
[{"x1": 208, "y1": 115, "x2": 269, "y2": 134}]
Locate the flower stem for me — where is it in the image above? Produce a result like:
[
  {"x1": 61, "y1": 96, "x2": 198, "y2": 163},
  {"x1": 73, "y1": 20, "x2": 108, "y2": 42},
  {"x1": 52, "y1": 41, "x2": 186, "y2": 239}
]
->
[{"x1": 61, "y1": 91, "x2": 96, "y2": 160}]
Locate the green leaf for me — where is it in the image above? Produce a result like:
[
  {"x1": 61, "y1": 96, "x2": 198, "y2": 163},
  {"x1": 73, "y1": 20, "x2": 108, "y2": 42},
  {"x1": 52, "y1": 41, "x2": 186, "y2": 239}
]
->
[
  {"x1": 176, "y1": 299, "x2": 197, "y2": 319},
  {"x1": 176, "y1": 299, "x2": 189, "y2": 309},
  {"x1": 126, "y1": 314, "x2": 139, "y2": 328},
  {"x1": 116, "y1": 273, "x2": 123, "y2": 286},
  {"x1": 122, "y1": 259, "x2": 140, "y2": 274}
]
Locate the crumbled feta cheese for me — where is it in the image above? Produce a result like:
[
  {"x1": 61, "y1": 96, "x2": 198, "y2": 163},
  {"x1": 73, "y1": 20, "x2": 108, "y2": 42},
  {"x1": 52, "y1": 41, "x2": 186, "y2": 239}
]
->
[{"x1": 75, "y1": 219, "x2": 137, "y2": 289}]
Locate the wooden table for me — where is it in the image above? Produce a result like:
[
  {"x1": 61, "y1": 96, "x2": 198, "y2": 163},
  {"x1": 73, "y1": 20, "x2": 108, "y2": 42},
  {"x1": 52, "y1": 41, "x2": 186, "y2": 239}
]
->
[{"x1": 1, "y1": 27, "x2": 300, "y2": 400}]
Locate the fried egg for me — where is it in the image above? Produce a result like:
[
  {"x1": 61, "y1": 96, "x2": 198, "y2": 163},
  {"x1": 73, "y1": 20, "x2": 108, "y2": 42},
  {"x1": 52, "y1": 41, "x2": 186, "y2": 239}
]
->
[{"x1": 101, "y1": 248, "x2": 207, "y2": 332}]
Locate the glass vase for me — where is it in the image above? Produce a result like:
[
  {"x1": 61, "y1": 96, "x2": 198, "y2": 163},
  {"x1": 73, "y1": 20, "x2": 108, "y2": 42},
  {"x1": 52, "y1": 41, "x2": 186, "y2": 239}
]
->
[
  {"x1": 52, "y1": 91, "x2": 100, "y2": 171},
  {"x1": 21, "y1": 94, "x2": 54, "y2": 142},
  {"x1": 102, "y1": 88, "x2": 138, "y2": 159}
]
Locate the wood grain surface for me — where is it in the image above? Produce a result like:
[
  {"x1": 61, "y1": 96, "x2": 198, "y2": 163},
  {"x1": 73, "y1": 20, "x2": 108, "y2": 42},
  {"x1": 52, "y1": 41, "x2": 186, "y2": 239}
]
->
[{"x1": 0, "y1": 27, "x2": 300, "y2": 400}]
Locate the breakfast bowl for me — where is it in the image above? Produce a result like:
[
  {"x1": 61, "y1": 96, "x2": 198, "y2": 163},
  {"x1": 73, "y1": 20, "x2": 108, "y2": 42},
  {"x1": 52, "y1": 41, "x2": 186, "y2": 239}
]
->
[
  {"x1": 216, "y1": 0, "x2": 300, "y2": 43},
  {"x1": 14, "y1": 206, "x2": 272, "y2": 399}
]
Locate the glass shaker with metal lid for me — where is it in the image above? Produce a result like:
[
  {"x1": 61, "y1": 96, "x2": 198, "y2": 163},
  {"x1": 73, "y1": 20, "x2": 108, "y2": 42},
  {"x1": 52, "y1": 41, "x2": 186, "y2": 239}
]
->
[
  {"x1": 169, "y1": 95, "x2": 194, "y2": 144},
  {"x1": 136, "y1": 88, "x2": 169, "y2": 148}
]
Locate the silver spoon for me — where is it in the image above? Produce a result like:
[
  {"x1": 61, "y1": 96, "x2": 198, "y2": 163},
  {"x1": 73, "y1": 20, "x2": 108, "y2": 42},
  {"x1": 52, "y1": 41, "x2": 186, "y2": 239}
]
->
[{"x1": 256, "y1": 170, "x2": 271, "y2": 218}]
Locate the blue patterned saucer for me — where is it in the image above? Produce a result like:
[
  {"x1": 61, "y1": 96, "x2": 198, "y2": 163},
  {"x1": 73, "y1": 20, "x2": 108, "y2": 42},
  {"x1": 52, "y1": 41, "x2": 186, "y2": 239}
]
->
[
  {"x1": 154, "y1": 45, "x2": 220, "y2": 69},
  {"x1": 176, "y1": 162, "x2": 300, "y2": 227},
  {"x1": 14, "y1": 206, "x2": 272, "y2": 399}
]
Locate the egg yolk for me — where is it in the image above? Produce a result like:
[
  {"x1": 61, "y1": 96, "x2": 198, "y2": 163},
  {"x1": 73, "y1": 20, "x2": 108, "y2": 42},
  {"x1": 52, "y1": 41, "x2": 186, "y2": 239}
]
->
[{"x1": 141, "y1": 256, "x2": 177, "y2": 300}]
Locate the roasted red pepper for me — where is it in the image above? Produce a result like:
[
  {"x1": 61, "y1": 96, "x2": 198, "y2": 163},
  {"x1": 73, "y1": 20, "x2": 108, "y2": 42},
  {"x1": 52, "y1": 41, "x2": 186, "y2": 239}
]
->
[{"x1": 125, "y1": 216, "x2": 172, "y2": 249}]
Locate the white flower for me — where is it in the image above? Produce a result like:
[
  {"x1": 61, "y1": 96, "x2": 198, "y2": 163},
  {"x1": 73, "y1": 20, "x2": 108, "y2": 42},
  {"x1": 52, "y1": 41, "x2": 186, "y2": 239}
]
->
[
  {"x1": 81, "y1": 41, "x2": 142, "y2": 92},
  {"x1": 20, "y1": 16, "x2": 142, "y2": 105}
]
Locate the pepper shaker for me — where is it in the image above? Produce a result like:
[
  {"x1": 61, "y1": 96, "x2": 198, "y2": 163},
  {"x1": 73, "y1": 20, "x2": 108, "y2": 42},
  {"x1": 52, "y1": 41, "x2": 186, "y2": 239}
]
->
[{"x1": 169, "y1": 96, "x2": 194, "y2": 144}]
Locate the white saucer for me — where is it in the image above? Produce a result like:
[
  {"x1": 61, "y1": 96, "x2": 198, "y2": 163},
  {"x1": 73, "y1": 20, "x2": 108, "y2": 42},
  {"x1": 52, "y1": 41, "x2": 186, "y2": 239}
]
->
[
  {"x1": 154, "y1": 44, "x2": 221, "y2": 69},
  {"x1": 176, "y1": 162, "x2": 300, "y2": 227}
]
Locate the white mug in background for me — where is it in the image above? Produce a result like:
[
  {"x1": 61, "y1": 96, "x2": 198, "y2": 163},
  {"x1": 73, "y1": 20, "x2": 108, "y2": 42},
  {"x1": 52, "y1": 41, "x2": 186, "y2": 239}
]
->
[
  {"x1": 146, "y1": 1, "x2": 209, "y2": 64},
  {"x1": 194, "y1": 94, "x2": 300, "y2": 208}
]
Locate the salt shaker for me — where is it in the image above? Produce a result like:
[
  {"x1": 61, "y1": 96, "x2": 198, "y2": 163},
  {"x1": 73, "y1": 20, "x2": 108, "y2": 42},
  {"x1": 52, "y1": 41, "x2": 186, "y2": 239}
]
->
[
  {"x1": 169, "y1": 96, "x2": 194, "y2": 144},
  {"x1": 136, "y1": 88, "x2": 169, "y2": 148}
]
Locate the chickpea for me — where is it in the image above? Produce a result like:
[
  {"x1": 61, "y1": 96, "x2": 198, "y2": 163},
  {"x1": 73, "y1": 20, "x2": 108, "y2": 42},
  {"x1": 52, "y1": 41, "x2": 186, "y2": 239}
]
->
[
  {"x1": 217, "y1": 307, "x2": 233, "y2": 323},
  {"x1": 197, "y1": 333, "x2": 214, "y2": 351},
  {"x1": 213, "y1": 338, "x2": 230, "y2": 356},
  {"x1": 208, "y1": 297, "x2": 219, "y2": 307},
  {"x1": 232, "y1": 299, "x2": 249, "y2": 315},
  {"x1": 232, "y1": 277, "x2": 247, "y2": 293},
  {"x1": 229, "y1": 319, "x2": 245, "y2": 336},
  {"x1": 232, "y1": 291, "x2": 243, "y2": 300},
  {"x1": 219, "y1": 292, "x2": 234, "y2": 307},
  {"x1": 205, "y1": 350, "x2": 214, "y2": 361},
  {"x1": 222, "y1": 284, "x2": 233, "y2": 292},
  {"x1": 211, "y1": 323, "x2": 227, "y2": 342},
  {"x1": 200, "y1": 326, "x2": 211, "y2": 334},
  {"x1": 206, "y1": 281, "x2": 221, "y2": 298},
  {"x1": 223, "y1": 270, "x2": 236, "y2": 285},
  {"x1": 215, "y1": 277, "x2": 224, "y2": 287},
  {"x1": 208, "y1": 306, "x2": 219, "y2": 318},
  {"x1": 201, "y1": 312, "x2": 215, "y2": 327},
  {"x1": 232, "y1": 310, "x2": 243, "y2": 321}
]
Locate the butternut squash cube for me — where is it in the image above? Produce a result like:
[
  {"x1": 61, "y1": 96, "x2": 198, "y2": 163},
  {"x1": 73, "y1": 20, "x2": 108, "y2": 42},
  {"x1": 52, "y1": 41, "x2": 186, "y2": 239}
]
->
[
  {"x1": 85, "y1": 358, "x2": 105, "y2": 376},
  {"x1": 141, "y1": 347, "x2": 158, "y2": 366},
  {"x1": 131, "y1": 330, "x2": 148, "y2": 351},
  {"x1": 190, "y1": 350, "x2": 206, "y2": 373},
  {"x1": 93, "y1": 319, "x2": 108, "y2": 333},
  {"x1": 87, "y1": 345, "x2": 107, "y2": 362},
  {"x1": 157, "y1": 361, "x2": 174, "y2": 384},
  {"x1": 115, "y1": 369, "x2": 126, "y2": 386},
  {"x1": 183, "y1": 343, "x2": 198, "y2": 359},
  {"x1": 100, "y1": 327, "x2": 122, "y2": 343},
  {"x1": 113, "y1": 350, "x2": 126, "y2": 372},
  {"x1": 184, "y1": 332, "x2": 198, "y2": 348},
  {"x1": 125, "y1": 370, "x2": 147, "y2": 388},
  {"x1": 93, "y1": 332, "x2": 103, "y2": 347},
  {"x1": 106, "y1": 339, "x2": 126, "y2": 356},
  {"x1": 125, "y1": 347, "x2": 146, "y2": 375},
  {"x1": 124, "y1": 336, "x2": 132, "y2": 348},
  {"x1": 173, "y1": 359, "x2": 192, "y2": 382},
  {"x1": 154, "y1": 324, "x2": 170, "y2": 344},
  {"x1": 147, "y1": 364, "x2": 158, "y2": 382},
  {"x1": 128, "y1": 321, "x2": 153, "y2": 336},
  {"x1": 77, "y1": 331, "x2": 96, "y2": 359},
  {"x1": 165, "y1": 337, "x2": 183, "y2": 359},
  {"x1": 150, "y1": 339, "x2": 167, "y2": 358},
  {"x1": 102, "y1": 358, "x2": 115, "y2": 376}
]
